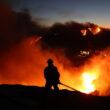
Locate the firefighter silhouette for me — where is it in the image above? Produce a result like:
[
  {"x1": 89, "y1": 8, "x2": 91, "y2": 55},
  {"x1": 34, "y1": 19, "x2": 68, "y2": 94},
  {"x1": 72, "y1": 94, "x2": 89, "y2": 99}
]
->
[{"x1": 44, "y1": 59, "x2": 60, "y2": 91}]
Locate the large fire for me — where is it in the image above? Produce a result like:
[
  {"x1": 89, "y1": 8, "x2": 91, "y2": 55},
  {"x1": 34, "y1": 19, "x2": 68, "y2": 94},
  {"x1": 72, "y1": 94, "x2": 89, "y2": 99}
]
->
[
  {"x1": 1, "y1": 4, "x2": 110, "y2": 96},
  {"x1": 58, "y1": 49, "x2": 110, "y2": 96},
  {"x1": 59, "y1": 65, "x2": 99, "y2": 94},
  {"x1": 59, "y1": 70, "x2": 97, "y2": 94},
  {"x1": 0, "y1": 37, "x2": 110, "y2": 96}
]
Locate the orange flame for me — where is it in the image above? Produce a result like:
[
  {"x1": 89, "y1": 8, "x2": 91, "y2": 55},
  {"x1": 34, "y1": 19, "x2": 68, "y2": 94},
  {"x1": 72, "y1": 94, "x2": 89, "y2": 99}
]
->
[
  {"x1": 0, "y1": 37, "x2": 110, "y2": 96},
  {"x1": 88, "y1": 26, "x2": 101, "y2": 35},
  {"x1": 80, "y1": 72, "x2": 96, "y2": 94},
  {"x1": 81, "y1": 29, "x2": 87, "y2": 36},
  {"x1": 81, "y1": 26, "x2": 101, "y2": 36},
  {"x1": 59, "y1": 67, "x2": 98, "y2": 94},
  {"x1": 96, "y1": 27, "x2": 101, "y2": 33}
]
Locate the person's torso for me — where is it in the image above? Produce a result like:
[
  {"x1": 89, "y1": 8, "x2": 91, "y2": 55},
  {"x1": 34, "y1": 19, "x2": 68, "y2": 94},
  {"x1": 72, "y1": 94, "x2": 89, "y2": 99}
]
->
[{"x1": 45, "y1": 66, "x2": 59, "y2": 80}]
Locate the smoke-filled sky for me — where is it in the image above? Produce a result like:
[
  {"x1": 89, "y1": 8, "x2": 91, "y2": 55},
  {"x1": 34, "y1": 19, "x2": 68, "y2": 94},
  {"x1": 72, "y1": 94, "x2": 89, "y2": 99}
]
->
[{"x1": 1, "y1": 0, "x2": 110, "y2": 28}]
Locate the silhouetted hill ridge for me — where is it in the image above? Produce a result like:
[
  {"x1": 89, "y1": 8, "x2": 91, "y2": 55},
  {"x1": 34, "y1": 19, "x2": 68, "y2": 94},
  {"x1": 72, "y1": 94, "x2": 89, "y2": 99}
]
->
[{"x1": 0, "y1": 84, "x2": 110, "y2": 110}]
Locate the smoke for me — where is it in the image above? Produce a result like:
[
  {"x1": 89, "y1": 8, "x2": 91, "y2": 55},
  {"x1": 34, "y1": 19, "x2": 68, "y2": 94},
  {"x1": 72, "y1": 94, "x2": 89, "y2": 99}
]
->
[
  {"x1": 0, "y1": 4, "x2": 47, "y2": 51},
  {"x1": 0, "y1": 4, "x2": 48, "y2": 85}
]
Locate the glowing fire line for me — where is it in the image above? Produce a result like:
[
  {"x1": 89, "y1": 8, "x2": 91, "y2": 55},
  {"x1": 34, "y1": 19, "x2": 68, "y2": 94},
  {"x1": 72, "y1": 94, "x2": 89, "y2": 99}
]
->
[{"x1": 81, "y1": 26, "x2": 101, "y2": 36}]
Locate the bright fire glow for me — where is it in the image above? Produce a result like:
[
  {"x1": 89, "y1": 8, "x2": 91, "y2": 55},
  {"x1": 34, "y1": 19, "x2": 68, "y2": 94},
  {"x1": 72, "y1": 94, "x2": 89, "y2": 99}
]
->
[
  {"x1": 80, "y1": 72, "x2": 96, "y2": 94},
  {"x1": 81, "y1": 26, "x2": 101, "y2": 36},
  {"x1": 81, "y1": 29, "x2": 87, "y2": 36},
  {"x1": 1, "y1": 36, "x2": 110, "y2": 96},
  {"x1": 88, "y1": 26, "x2": 101, "y2": 35},
  {"x1": 96, "y1": 27, "x2": 101, "y2": 33}
]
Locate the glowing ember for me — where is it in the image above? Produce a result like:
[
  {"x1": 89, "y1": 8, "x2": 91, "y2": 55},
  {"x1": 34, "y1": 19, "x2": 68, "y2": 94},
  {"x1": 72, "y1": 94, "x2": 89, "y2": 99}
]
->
[
  {"x1": 81, "y1": 26, "x2": 101, "y2": 36},
  {"x1": 88, "y1": 26, "x2": 101, "y2": 35},
  {"x1": 96, "y1": 27, "x2": 101, "y2": 33},
  {"x1": 97, "y1": 27, "x2": 101, "y2": 32},
  {"x1": 81, "y1": 29, "x2": 87, "y2": 36},
  {"x1": 81, "y1": 72, "x2": 96, "y2": 94}
]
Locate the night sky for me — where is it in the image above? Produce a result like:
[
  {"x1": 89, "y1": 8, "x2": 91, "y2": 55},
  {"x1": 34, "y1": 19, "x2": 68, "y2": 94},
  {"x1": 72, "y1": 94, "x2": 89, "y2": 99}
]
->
[{"x1": 1, "y1": 0, "x2": 110, "y2": 27}]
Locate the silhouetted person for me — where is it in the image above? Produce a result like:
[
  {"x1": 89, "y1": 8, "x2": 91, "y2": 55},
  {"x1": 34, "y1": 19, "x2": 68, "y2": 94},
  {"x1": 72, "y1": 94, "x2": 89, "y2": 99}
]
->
[{"x1": 44, "y1": 59, "x2": 60, "y2": 91}]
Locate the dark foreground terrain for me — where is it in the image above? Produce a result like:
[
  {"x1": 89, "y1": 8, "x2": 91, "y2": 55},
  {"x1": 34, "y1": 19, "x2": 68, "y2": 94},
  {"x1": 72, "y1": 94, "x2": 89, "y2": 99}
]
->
[{"x1": 0, "y1": 85, "x2": 110, "y2": 110}]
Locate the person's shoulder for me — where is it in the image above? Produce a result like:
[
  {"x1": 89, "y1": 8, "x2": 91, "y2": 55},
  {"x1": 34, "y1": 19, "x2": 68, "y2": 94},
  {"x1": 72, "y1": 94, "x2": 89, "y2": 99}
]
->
[
  {"x1": 44, "y1": 66, "x2": 48, "y2": 70},
  {"x1": 53, "y1": 66, "x2": 58, "y2": 70}
]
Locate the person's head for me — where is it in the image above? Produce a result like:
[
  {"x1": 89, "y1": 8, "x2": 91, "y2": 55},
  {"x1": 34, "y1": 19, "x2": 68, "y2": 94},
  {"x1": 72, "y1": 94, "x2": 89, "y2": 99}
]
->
[{"x1": 47, "y1": 58, "x2": 53, "y2": 66}]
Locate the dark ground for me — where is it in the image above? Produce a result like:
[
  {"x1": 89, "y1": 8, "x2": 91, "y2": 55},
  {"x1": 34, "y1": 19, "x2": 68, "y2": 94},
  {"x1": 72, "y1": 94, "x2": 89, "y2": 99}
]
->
[{"x1": 0, "y1": 84, "x2": 110, "y2": 110}]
